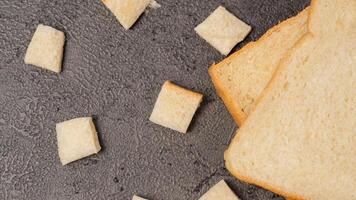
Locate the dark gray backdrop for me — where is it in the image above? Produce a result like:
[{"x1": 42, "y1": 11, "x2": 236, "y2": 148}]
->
[{"x1": 0, "y1": 0, "x2": 309, "y2": 199}]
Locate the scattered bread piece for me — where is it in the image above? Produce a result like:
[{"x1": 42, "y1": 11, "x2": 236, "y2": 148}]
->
[
  {"x1": 24, "y1": 24, "x2": 65, "y2": 73},
  {"x1": 195, "y1": 6, "x2": 251, "y2": 55},
  {"x1": 132, "y1": 195, "x2": 147, "y2": 200},
  {"x1": 149, "y1": 0, "x2": 161, "y2": 9},
  {"x1": 209, "y1": 7, "x2": 309, "y2": 125},
  {"x1": 149, "y1": 81, "x2": 203, "y2": 133},
  {"x1": 225, "y1": 0, "x2": 356, "y2": 199},
  {"x1": 199, "y1": 180, "x2": 240, "y2": 200},
  {"x1": 56, "y1": 117, "x2": 101, "y2": 165},
  {"x1": 102, "y1": 0, "x2": 151, "y2": 30}
]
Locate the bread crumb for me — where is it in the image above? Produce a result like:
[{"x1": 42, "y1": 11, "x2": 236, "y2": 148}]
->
[
  {"x1": 149, "y1": 0, "x2": 161, "y2": 9},
  {"x1": 132, "y1": 195, "x2": 147, "y2": 200}
]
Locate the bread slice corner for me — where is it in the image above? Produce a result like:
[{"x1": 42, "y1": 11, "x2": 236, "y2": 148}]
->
[{"x1": 209, "y1": 7, "x2": 309, "y2": 126}]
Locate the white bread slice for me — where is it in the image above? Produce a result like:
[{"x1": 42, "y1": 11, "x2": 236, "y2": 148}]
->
[
  {"x1": 224, "y1": 0, "x2": 356, "y2": 199},
  {"x1": 209, "y1": 8, "x2": 309, "y2": 125}
]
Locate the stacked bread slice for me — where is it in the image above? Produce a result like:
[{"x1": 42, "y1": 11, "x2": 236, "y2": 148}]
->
[
  {"x1": 209, "y1": 7, "x2": 309, "y2": 125},
  {"x1": 211, "y1": 0, "x2": 356, "y2": 199}
]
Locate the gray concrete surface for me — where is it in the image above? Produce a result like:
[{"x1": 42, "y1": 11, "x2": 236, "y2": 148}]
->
[{"x1": 0, "y1": 0, "x2": 309, "y2": 199}]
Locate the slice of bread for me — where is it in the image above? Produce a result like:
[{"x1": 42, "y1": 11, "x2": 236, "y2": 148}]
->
[
  {"x1": 209, "y1": 8, "x2": 309, "y2": 125},
  {"x1": 225, "y1": 0, "x2": 356, "y2": 199}
]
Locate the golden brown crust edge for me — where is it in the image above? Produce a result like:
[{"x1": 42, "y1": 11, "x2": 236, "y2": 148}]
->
[
  {"x1": 208, "y1": 67, "x2": 247, "y2": 125},
  {"x1": 208, "y1": 7, "x2": 310, "y2": 127},
  {"x1": 224, "y1": 153, "x2": 307, "y2": 200},
  {"x1": 164, "y1": 81, "x2": 204, "y2": 100},
  {"x1": 307, "y1": 0, "x2": 319, "y2": 37}
]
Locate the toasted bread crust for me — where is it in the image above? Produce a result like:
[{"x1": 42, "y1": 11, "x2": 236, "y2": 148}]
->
[
  {"x1": 307, "y1": 0, "x2": 319, "y2": 37},
  {"x1": 225, "y1": 150, "x2": 306, "y2": 200},
  {"x1": 208, "y1": 67, "x2": 247, "y2": 125},
  {"x1": 163, "y1": 81, "x2": 203, "y2": 100},
  {"x1": 209, "y1": 7, "x2": 309, "y2": 126}
]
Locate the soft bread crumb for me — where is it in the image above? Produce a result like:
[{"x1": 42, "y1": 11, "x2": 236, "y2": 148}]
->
[
  {"x1": 132, "y1": 195, "x2": 147, "y2": 200},
  {"x1": 102, "y1": 0, "x2": 151, "y2": 30},
  {"x1": 24, "y1": 24, "x2": 65, "y2": 73},
  {"x1": 149, "y1": 81, "x2": 203, "y2": 133},
  {"x1": 149, "y1": 0, "x2": 161, "y2": 9},
  {"x1": 199, "y1": 180, "x2": 240, "y2": 200},
  {"x1": 195, "y1": 6, "x2": 251, "y2": 56},
  {"x1": 56, "y1": 117, "x2": 101, "y2": 165}
]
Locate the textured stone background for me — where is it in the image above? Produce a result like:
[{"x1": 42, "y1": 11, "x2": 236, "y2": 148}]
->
[{"x1": 0, "y1": 0, "x2": 309, "y2": 199}]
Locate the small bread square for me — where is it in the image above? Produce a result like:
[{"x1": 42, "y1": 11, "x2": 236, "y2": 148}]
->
[
  {"x1": 24, "y1": 24, "x2": 65, "y2": 73},
  {"x1": 195, "y1": 6, "x2": 251, "y2": 55},
  {"x1": 102, "y1": 0, "x2": 151, "y2": 30},
  {"x1": 199, "y1": 180, "x2": 240, "y2": 200},
  {"x1": 150, "y1": 81, "x2": 203, "y2": 133},
  {"x1": 132, "y1": 195, "x2": 147, "y2": 200},
  {"x1": 56, "y1": 117, "x2": 101, "y2": 165}
]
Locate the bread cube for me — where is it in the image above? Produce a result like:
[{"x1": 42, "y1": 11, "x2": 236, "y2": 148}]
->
[
  {"x1": 199, "y1": 180, "x2": 240, "y2": 200},
  {"x1": 132, "y1": 195, "x2": 147, "y2": 200},
  {"x1": 102, "y1": 0, "x2": 151, "y2": 30},
  {"x1": 195, "y1": 6, "x2": 251, "y2": 55},
  {"x1": 24, "y1": 24, "x2": 65, "y2": 73},
  {"x1": 150, "y1": 81, "x2": 203, "y2": 133},
  {"x1": 56, "y1": 117, "x2": 101, "y2": 165}
]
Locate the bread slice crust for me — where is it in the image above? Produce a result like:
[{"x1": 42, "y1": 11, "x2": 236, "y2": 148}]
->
[
  {"x1": 209, "y1": 8, "x2": 309, "y2": 126},
  {"x1": 225, "y1": 34, "x2": 313, "y2": 200},
  {"x1": 225, "y1": 0, "x2": 356, "y2": 199}
]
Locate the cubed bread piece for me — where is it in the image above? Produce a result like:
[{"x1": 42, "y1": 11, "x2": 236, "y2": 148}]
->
[
  {"x1": 149, "y1": 81, "x2": 203, "y2": 133},
  {"x1": 132, "y1": 195, "x2": 147, "y2": 200},
  {"x1": 56, "y1": 117, "x2": 101, "y2": 165},
  {"x1": 199, "y1": 180, "x2": 240, "y2": 200},
  {"x1": 195, "y1": 6, "x2": 251, "y2": 55},
  {"x1": 102, "y1": 0, "x2": 151, "y2": 30},
  {"x1": 24, "y1": 24, "x2": 65, "y2": 73}
]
